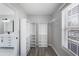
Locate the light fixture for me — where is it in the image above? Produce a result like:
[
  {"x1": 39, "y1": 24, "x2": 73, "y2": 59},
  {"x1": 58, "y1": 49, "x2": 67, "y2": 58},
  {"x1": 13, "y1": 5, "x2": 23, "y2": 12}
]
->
[{"x1": 2, "y1": 18, "x2": 10, "y2": 23}]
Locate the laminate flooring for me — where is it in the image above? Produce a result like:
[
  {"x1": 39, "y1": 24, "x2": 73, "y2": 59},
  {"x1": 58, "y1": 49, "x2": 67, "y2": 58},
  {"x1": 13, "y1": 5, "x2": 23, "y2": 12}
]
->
[{"x1": 27, "y1": 46, "x2": 57, "y2": 56}]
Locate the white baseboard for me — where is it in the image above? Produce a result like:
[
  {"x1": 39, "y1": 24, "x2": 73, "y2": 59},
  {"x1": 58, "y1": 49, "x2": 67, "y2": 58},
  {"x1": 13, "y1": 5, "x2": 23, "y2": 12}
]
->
[{"x1": 48, "y1": 44, "x2": 60, "y2": 56}]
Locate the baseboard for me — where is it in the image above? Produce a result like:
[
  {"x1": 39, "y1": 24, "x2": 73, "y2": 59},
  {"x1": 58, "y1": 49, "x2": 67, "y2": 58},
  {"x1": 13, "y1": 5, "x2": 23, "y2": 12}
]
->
[
  {"x1": 52, "y1": 46, "x2": 60, "y2": 56},
  {"x1": 48, "y1": 44, "x2": 60, "y2": 56}
]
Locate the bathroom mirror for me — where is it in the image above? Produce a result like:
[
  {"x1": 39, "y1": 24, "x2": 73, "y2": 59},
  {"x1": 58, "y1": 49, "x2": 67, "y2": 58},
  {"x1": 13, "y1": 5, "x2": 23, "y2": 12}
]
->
[{"x1": 0, "y1": 17, "x2": 14, "y2": 34}]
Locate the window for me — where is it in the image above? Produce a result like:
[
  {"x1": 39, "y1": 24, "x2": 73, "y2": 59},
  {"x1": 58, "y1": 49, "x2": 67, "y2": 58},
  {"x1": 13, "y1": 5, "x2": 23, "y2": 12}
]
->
[{"x1": 62, "y1": 4, "x2": 79, "y2": 56}]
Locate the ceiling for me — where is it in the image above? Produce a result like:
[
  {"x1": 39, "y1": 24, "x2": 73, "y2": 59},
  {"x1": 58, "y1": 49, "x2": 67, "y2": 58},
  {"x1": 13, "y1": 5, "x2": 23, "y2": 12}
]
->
[{"x1": 18, "y1": 3, "x2": 63, "y2": 16}]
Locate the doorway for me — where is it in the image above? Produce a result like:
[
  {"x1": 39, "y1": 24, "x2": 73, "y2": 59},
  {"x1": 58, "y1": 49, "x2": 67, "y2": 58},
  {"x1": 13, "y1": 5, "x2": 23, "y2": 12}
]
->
[{"x1": 28, "y1": 23, "x2": 57, "y2": 56}]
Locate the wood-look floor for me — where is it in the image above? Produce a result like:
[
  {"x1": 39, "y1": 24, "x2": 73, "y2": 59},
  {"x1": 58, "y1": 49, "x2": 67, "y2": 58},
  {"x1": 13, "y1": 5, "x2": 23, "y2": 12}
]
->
[{"x1": 27, "y1": 46, "x2": 57, "y2": 56}]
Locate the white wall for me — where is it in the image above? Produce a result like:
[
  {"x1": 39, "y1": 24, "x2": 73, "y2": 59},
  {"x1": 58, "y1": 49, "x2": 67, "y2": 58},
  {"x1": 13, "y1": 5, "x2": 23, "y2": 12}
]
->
[
  {"x1": 0, "y1": 4, "x2": 14, "y2": 15},
  {"x1": 20, "y1": 18, "x2": 27, "y2": 56},
  {"x1": 20, "y1": 18, "x2": 32, "y2": 56},
  {"x1": 0, "y1": 20, "x2": 4, "y2": 34},
  {"x1": 48, "y1": 4, "x2": 74, "y2": 56},
  {"x1": 27, "y1": 16, "x2": 52, "y2": 24}
]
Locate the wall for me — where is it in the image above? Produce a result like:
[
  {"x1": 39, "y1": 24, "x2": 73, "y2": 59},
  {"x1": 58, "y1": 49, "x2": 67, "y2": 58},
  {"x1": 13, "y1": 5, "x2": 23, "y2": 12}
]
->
[
  {"x1": 27, "y1": 15, "x2": 52, "y2": 24},
  {"x1": 48, "y1": 4, "x2": 74, "y2": 56},
  {"x1": 0, "y1": 4, "x2": 14, "y2": 15},
  {"x1": 0, "y1": 21, "x2": 4, "y2": 34},
  {"x1": 20, "y1": 18, "x2": 31, "y2": 56}
]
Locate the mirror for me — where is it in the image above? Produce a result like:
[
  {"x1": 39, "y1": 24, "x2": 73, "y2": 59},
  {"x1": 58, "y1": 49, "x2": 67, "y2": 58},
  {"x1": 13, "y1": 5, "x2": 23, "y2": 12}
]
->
[{"x1": 0, "y1": 17, "x2": 14, "y2": 34}]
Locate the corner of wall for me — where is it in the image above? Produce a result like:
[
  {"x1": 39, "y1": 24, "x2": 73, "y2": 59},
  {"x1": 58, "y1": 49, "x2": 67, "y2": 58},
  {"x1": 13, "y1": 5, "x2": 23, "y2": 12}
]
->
[{"x1": 48, "y1": 44, "x2": 60, "y2": 56}]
